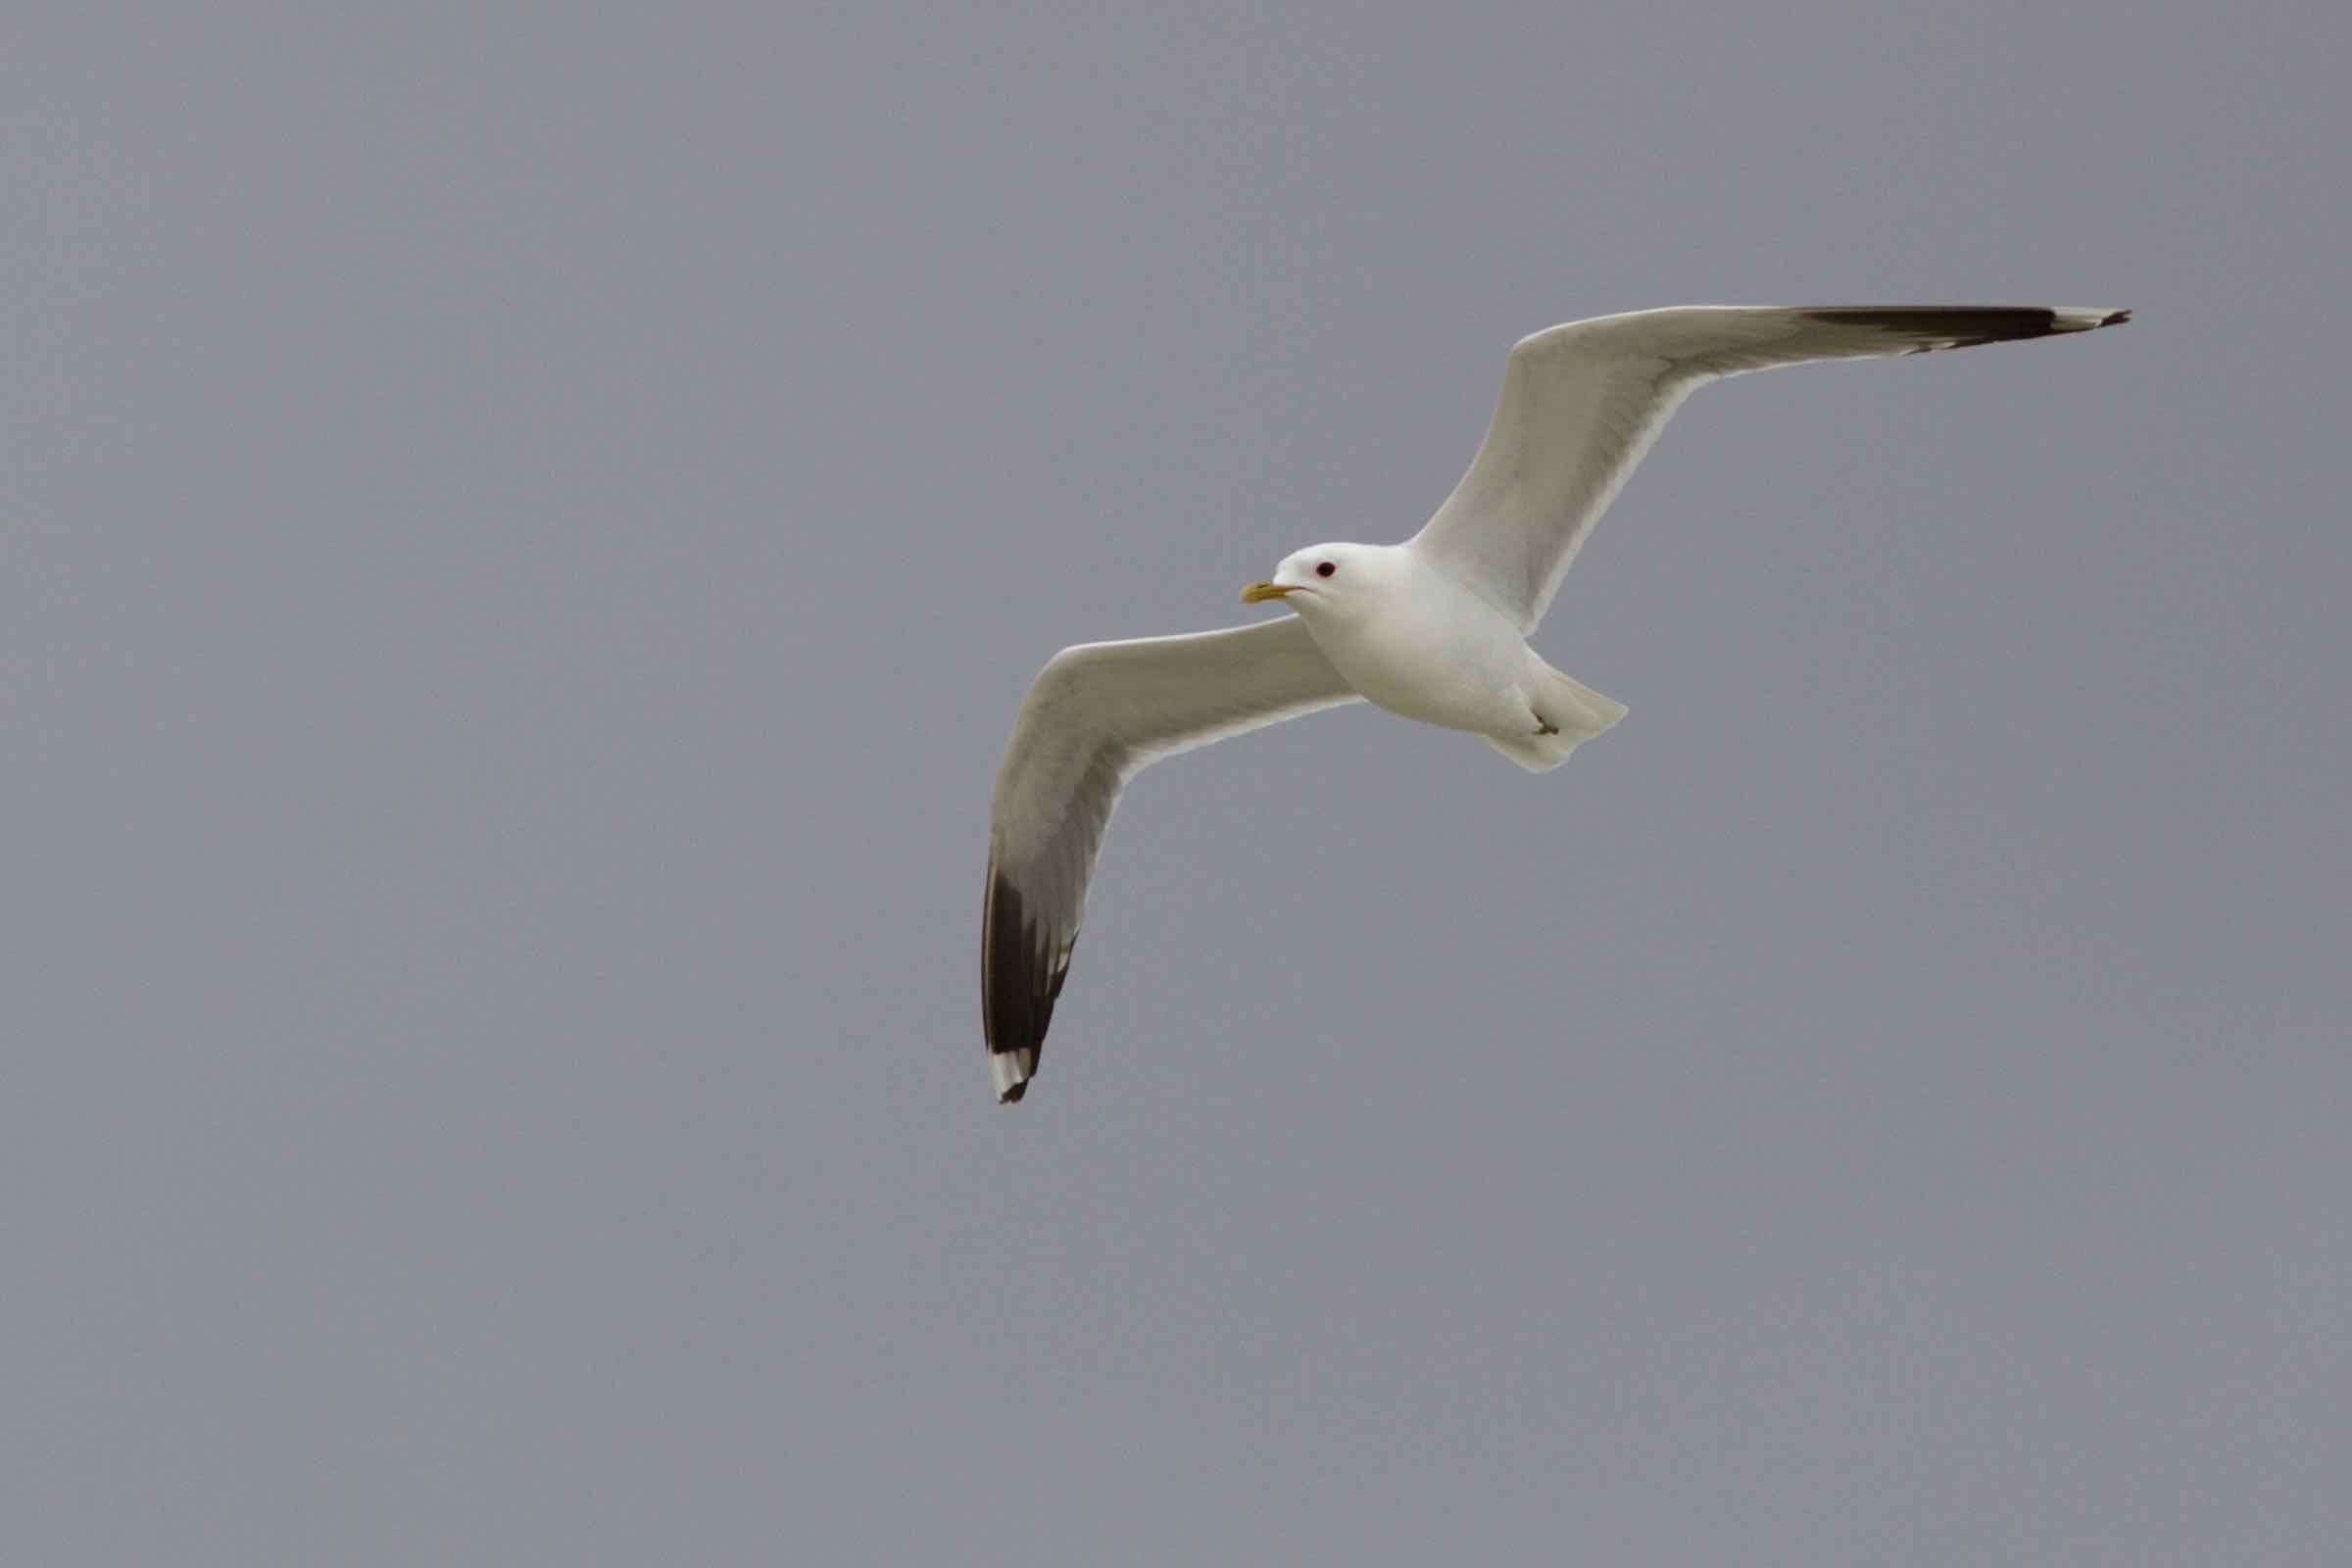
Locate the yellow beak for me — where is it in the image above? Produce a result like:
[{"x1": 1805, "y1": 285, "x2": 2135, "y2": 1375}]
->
[{"x1": 1240, "y1": 581, "x2": 1297, "y2": 604}]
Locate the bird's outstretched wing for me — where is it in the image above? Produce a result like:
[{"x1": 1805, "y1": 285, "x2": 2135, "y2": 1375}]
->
[
  {"x1": 984, "y1": 617, "x2": 1362, "y2": 1102},
  {"x1": 1409, "y1": 305, "x2": 2132, "y2": 631}
]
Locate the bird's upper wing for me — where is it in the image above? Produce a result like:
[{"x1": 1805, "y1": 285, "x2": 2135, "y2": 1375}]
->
[
  {"x1": 1408, "y1": 305, "x2": 2131, "y2": 631},
  {"x1": 983, "y1": 615, "x2": 1362, "y2": 1103}
]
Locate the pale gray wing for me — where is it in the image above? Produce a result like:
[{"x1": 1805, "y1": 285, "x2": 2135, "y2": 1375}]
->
[
  {"x1": 983, "y1": 615, "x2": 1362, "y2": 1103},
  {"x1": 1408, "y1": 305, "x2": 2131, "y2": 631}
]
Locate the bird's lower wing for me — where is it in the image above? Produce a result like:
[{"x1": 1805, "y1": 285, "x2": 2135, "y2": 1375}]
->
[
  {"x1": 1409, "y1": 305, "x2": 2131, "y2": 631},
  {"x1": 983, "y1": 616, "x2": 1362, "y2": 1102}
]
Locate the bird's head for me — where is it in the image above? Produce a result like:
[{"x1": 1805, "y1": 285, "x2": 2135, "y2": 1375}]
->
[{"x1": 1240, "y1": 543, "x2": 1384, "y2": 616}]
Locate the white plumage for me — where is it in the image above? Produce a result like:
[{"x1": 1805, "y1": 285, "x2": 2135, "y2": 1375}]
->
[{"x1": 983, "y1": 304, "x2": 2130, "y2": 1102}]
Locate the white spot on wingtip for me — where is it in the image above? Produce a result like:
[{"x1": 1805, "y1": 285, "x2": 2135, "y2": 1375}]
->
[
  {"x1": 2056, "y1": 307, "x2": 2132, "y2": 331},
  {"x1": 991, "y1": 1049, "x2": 1038, "y2": 1102}
]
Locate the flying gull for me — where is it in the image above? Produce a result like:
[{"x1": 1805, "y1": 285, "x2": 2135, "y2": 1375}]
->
[{"x1": 982, "y1": 304, "x2": 2130, "y2": 1102}]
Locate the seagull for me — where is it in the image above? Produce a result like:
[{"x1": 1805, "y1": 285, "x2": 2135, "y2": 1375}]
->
[{"x1": 982, "y1": 304, "x2": 2130, "y2": 1102}]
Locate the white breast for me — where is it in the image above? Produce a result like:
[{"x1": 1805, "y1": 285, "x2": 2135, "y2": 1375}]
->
[{"x1": 1298, "y1": 558, "x2": 1533, "y2": 734}]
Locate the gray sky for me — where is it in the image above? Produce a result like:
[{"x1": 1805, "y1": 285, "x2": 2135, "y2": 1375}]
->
[{"x1": 7, "y1": 3, "x2": 2347, "y2": 1562}]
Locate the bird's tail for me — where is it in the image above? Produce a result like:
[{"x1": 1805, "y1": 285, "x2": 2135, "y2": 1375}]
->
[{"x1": 1484, "y1": 665, "x2": 1627, "y2": 773}]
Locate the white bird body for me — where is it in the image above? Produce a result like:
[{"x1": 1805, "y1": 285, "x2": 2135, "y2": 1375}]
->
[
  {"x1": 981, "y1": 303, "x2": 2131, "y2": 1102},
  {"x1": 1262, "y1": 542, "x2": 1624, "y2": 766}
]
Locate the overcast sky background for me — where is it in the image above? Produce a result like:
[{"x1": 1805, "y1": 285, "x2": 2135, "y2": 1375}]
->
[{"x1": 7, "y1": 4, "x2": 2346, "y2": 1562}]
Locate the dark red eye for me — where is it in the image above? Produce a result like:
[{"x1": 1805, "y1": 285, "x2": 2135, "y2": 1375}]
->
[{"x1": 1315, "y1": 561, "x2": 1337, "y2": 577}]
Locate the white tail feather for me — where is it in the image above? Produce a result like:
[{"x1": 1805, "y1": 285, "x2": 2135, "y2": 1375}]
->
[{"x1": 1485, "y1": 666, "x2": 1627, "y2": 772}]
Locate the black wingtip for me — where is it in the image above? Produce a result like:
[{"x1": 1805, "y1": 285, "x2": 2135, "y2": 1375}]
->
[
  {"x1": 982, "y1": 862, "x2": 1062, "y2": 1104},
  {"x1": 1799, "y1": 305, "x2": 2132, "y2": 351}
]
